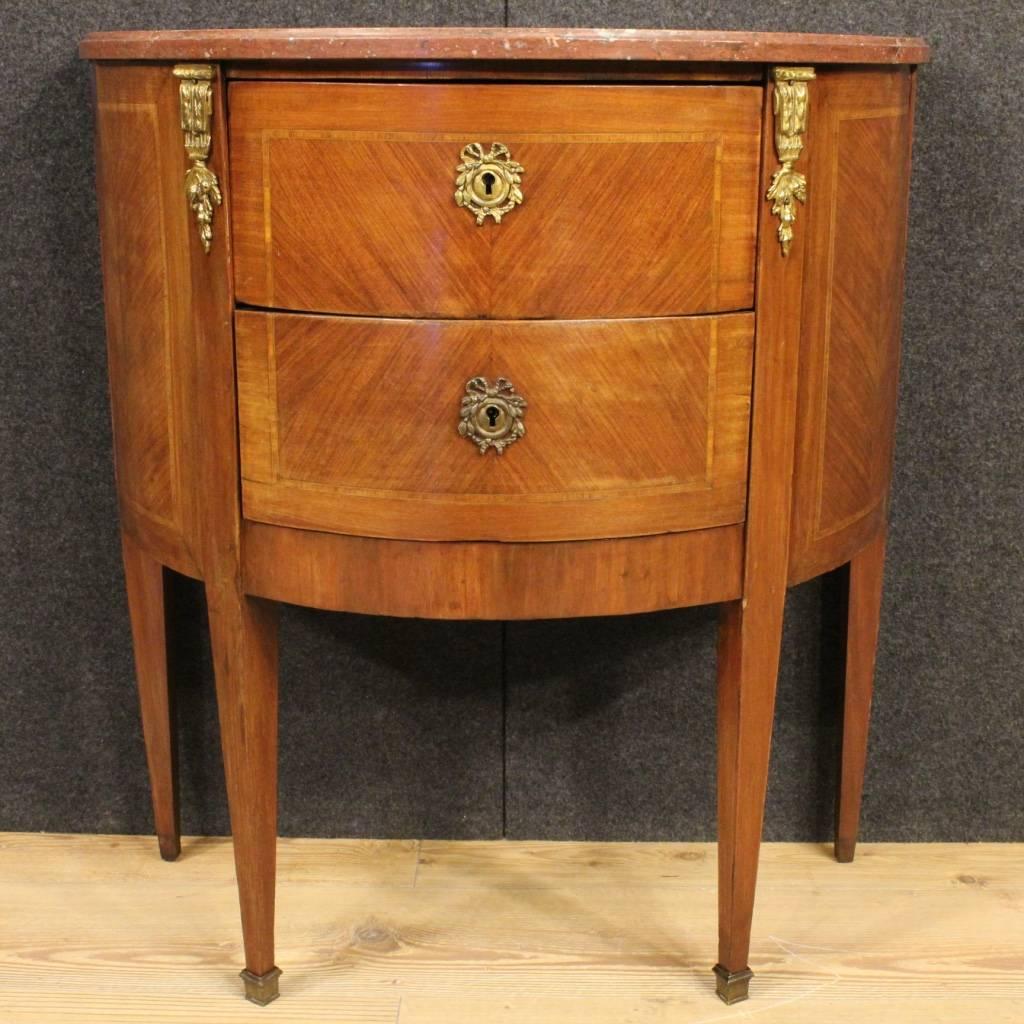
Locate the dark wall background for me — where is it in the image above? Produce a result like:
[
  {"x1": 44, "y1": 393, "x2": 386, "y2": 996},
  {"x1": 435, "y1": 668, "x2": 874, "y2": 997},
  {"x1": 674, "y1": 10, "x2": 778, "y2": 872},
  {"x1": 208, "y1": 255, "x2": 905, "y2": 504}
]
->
[{"x1": 2, "y1": 1, "x2": 1021, "y2": 843}]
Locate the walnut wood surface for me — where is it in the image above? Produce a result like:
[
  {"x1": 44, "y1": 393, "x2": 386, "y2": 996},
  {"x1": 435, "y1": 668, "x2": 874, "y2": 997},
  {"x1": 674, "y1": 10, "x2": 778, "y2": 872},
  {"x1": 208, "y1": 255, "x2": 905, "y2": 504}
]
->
[
  {"x1": 229, "y1": 82, "x2": 760, "y2": 319},
  {"x1": 242, "y1": 522, "x2": 743, "y2": 619},
  {"x1": 715, "y1": 77, "x2": 809, "y2": 985},
  {"x1": 180, "y1": 65, "x2": 284, "y2": 989},
  {"x1": 121, "y1": 532, "x2": 180, "y2": 862},
  {"x1": 79, "y1": 27, "x2": 930, "y2": 64},
  {"x1": 835, "y1": 528, "x2": 887, "y2": 863},
  {"x1": 207, "y1": 589, "x2": 280, "y2": 980},
  {"x1": 94, "y1": 65, "x2": 200, "y2": 578},
  {"x1": 788, "y1": 68, "x2": 914, "y2": 585},
  {"x1": 237, "y1": 311, "x2": 753, "y2": 542}
]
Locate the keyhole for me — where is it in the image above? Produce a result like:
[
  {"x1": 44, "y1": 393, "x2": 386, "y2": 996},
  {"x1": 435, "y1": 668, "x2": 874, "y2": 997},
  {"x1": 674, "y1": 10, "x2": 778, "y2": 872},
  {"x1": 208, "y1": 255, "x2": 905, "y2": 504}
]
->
[
  {"x1": 486, "y1": 405, "x2": 501, "y2": 427},
  {"x1": 481, "y1": 172, "x2": 496, "y2": 196}
]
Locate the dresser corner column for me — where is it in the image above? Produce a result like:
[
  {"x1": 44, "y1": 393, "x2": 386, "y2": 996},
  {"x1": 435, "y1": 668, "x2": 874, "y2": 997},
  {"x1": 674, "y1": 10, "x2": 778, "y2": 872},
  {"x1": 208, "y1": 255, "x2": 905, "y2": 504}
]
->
[
  {"x1": 174, "y1": 62, "x2": 285, "y2": 999},
  {"x1": 713, "y1": 64, "x2": 813, "y2": 1002}
]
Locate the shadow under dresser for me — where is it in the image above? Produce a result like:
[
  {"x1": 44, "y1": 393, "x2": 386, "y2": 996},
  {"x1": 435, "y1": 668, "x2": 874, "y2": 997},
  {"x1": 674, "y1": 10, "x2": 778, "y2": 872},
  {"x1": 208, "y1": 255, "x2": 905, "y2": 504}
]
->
[{"x1": 79, "y1": 26, "x2": 930, "y2": 1006}]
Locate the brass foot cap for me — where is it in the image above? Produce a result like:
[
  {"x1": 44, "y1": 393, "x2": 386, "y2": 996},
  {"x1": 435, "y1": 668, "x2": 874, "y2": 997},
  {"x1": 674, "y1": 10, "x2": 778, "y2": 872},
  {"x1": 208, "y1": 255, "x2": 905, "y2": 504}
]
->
[
  {"x1": 240, "y1": 966, "x2": 282, "y2": 1005},
  {"x1": 713, "y1": 964, "x2": 753, "y2": 1004}
]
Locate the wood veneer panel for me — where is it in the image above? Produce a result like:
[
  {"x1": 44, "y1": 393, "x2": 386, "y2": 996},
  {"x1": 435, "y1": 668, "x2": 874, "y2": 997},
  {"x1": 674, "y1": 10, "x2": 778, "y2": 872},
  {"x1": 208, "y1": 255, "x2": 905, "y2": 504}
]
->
[
  {"x1": 79, "y1": 27, "x2": 931, "y2": 64},
  {"x1": 228, "y1": 82, "x2": 761, "y2": 319},
  {"x1": 789, "y1": 68, "x2": 914, "y2": 584},
  {"x1": 242, "y1": 522, "x2": 743, "y2": 619},
  {"x1": 93, "y1": 64, "x2": 200, "y2": 576},
  {"x1": 236, "y1": 311, "x2": 754, "y2": 542}
]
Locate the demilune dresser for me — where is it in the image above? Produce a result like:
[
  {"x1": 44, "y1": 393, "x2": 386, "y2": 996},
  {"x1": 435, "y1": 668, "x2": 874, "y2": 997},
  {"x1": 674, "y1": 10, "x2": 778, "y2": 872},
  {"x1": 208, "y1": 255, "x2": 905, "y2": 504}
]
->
[{"x1": 80, "y1": 27, "x2": 930, "y2": 1006}]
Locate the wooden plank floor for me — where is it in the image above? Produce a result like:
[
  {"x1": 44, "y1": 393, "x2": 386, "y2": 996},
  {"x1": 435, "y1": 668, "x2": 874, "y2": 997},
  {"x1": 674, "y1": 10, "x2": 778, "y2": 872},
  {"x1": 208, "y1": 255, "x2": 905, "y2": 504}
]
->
[{"x1": 1, "y1": 834, "x2": 1022, "y2": 1022}]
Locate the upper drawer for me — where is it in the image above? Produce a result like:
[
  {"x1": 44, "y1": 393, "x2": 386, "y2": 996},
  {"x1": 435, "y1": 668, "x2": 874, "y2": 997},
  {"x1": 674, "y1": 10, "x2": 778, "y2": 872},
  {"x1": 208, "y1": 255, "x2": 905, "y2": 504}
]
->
[{"x1": 229, "y1": 82, "x2": 761, "y2": 319}]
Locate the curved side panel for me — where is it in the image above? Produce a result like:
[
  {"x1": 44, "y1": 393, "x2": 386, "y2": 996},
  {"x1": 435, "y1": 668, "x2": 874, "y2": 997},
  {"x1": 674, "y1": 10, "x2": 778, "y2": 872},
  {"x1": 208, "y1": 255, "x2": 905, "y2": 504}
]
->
[
  {"x1": 241, "y1": 522, "x2": 743, "y2": 619},
  {"x1": 788, "y1": 67, "x2": 915, "y2": 585},
  {"x1": 94, "y1": 64, "x2": 202, "y2": 577}
]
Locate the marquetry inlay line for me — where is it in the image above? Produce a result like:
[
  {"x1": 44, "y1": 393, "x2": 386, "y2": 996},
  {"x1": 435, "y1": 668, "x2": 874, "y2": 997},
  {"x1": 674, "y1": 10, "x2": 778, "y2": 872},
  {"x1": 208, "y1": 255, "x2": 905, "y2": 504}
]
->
[
  {"x1": 266, "y1": 314, "x2": 281, "y2": 481},
  {"x1": 154, "y1": 96, "x2": 188, "y2": 544},
  {"x1": 261, "y1": 131, "x2": 275, "y2": 307},
  {"x1": 259, "y1": 325, "x2": 722, "y2": 501},
  {"x1": 256, "y1": 478, "x2": 723, "y2": 502},
  {"x1": 705, "y1": 318, "x2": 719, "y2": 486},
  {"x1": 99, "y1": 102, "x2": 182, "y2": 537},
  {"x1": 712, "y1": 139, "x2": 724, "y2": 310},
  {"x1": 812, "y1": 107, "x2": 908, "y2": 542},
  {"x1": 261, "y1": 128, "x2": 741, "y2": 143},
  {"x1": 811, "y1": 108, "x2": 844, "y2": 541}
]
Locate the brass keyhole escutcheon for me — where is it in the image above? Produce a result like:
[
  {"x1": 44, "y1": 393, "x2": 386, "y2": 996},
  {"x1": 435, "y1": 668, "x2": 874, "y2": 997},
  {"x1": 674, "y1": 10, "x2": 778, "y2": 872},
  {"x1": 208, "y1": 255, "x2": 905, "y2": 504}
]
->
[
  {"x1": 459, "y1": 377, "x2": 527, "y2": 454},
  {"x1": 454, "y1": 143, "x2": 524, "y2": 225}
]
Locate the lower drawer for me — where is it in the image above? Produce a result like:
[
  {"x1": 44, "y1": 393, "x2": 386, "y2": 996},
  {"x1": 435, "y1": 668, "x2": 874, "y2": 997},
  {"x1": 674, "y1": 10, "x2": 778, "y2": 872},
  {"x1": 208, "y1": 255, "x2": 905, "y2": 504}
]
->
[{"x1": 236, "y1": 311, "x2": 754, "y2": 542}]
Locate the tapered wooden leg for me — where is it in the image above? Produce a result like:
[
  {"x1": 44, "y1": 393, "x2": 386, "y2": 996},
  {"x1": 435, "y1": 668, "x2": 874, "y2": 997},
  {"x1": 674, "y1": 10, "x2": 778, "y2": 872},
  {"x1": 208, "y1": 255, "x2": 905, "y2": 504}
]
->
[
  {"x1": 835, "y1": 530, "x2": 887, "y2": 863},
  {"x1": 710, "y1": 72, "x2": 805, "y2": 1003},
  {"x1": 714, "y1": 593, "x2": 786, "y2": 1004},
  {"x1": 121, "y1": 532, "x2": 180, "y2": 862},
  {"x1": 206, "y1": 581, "x2": 281, "y2": 1005}
]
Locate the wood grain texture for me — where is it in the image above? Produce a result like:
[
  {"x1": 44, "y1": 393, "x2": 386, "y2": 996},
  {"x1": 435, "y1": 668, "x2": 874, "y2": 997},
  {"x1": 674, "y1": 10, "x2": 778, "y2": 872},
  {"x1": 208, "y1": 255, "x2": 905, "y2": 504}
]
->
[
  {"x1": 98, "y1": 58, "x2": 286, "y2": 989},
  {"x1": 241, "y1": 522, "x2": 743, "y2": 619},
  {"x1": 206, "y1": 589, "x2": 280, "y2": 979},
  {"x1": 0, "y1": 833, "x2": 419, "y2": 886},
  {"x1": 715, "y1": 75, "x2": 809, "y2": 984},
  {"x1": 2, "y1": 834, "x2": 1018, "y2": 1023},
  {"x1": 835, "y1": 529, "x2": 888, "y2": 863},
  {"x1": 121, "y1": 532, "x2": 180, "y2": 862},
  {"x1": 78, "y1": 27, "x2": 932, "y2": 64},
  {"x1": 93, "y1": 64, "x2": 200, "y2": 578},
  {"x1": 229, "y1": 82, "x2": 760, "y2": 319},
  {"x1": 5, "y1": 833, "x2": 1023, "y2": 890},
  {"x1": 172, "y1": 63, "x2": 284, "y2": 989},
  {"x1": 237, "y1": 311, "x2": 753, "y2": 542},
  {"x1": 789, "y1": 68, "x2": 915, "y2": 585},
  {"x1": 413, "y1": 838, "x2": 1024, "y2": 891}
]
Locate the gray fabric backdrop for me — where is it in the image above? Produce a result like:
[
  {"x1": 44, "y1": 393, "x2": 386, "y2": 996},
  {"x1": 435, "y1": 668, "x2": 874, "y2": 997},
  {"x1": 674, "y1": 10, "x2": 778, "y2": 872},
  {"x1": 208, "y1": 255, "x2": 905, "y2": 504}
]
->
[{"x1": 1, "y1": 1, "x2": 1021, "y2": 843}]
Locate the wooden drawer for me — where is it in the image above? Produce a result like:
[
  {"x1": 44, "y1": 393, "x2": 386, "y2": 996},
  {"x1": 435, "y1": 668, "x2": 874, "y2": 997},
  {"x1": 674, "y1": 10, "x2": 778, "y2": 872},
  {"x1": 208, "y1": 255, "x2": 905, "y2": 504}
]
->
[
  {"x1": 229, "y1": 82, "x2": 761, "y2": 319},
  {"x1": 236, "y1": 310, "x2": 754, "y2": 542}
]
